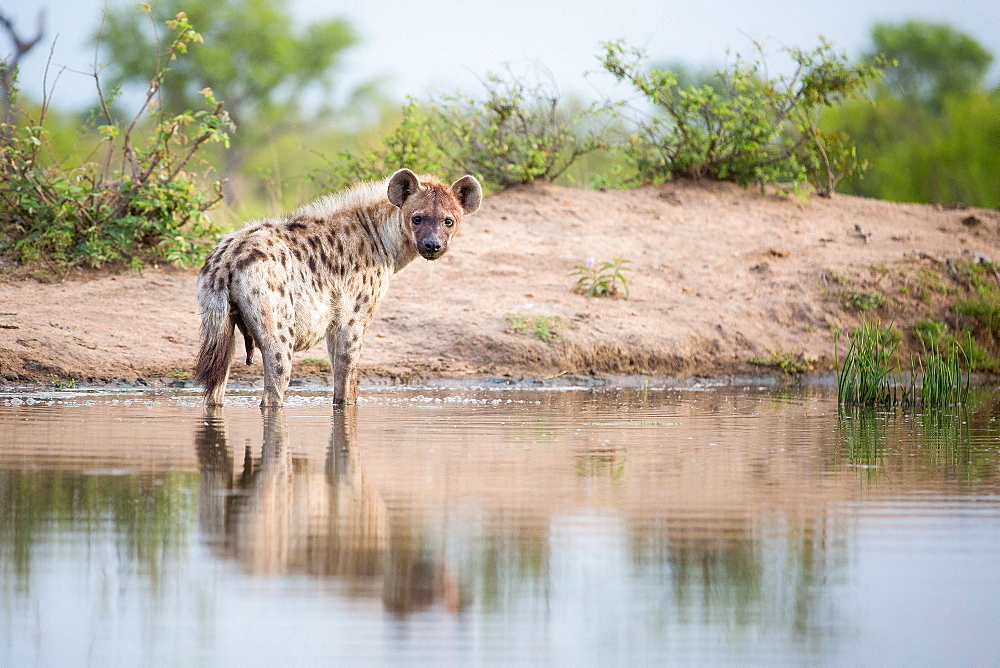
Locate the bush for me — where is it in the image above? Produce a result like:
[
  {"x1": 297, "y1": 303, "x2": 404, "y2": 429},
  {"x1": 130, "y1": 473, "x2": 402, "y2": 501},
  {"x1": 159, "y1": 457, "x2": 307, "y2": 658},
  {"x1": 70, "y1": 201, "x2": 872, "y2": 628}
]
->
[
  {"x1": 312, "y1": 100, "x2": 448, "y2": 193},
  {"x1": 0, "y1": 12, "x2": 232, "y2": 270},
  {"x1": 951, "y1": 258, "x2": 1000, "y2": 341},
  {"x1": 599, "y1": 39, "x2": 886, "y2": 195},
  {"x1": 316, "y1": 68, "x2": 613, "y2": 194},
  {"x1": 569, "y1": 256, "x2": 631, "y2": 297},
  {"x1": 424, "y1": 68, "x2": 613, "y2": 191}
]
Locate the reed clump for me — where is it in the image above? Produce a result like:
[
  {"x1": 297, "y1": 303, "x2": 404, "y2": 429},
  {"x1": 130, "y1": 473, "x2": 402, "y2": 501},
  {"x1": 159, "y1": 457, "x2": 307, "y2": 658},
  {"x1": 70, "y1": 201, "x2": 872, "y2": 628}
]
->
[
  {"x1": 916, "y1": 339, "x2": 971, "y2": 407},
  {"x1": 836, "y1": 319, "x2": 970, "y2": 408}
]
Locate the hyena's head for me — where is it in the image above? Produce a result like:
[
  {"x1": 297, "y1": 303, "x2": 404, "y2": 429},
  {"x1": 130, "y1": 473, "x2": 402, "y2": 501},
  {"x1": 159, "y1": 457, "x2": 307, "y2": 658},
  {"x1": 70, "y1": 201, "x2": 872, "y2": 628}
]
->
[{"x1": 388, "y1": 169, "x2": 481, "y2": 260}]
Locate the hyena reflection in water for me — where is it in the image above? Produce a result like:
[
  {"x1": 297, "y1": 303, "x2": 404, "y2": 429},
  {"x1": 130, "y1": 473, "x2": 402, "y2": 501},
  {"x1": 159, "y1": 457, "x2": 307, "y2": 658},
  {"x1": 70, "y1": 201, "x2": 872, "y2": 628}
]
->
[
  {"x1": 195, "y1": 408, "x2": 461, "y2": 614},
  {"x1": 194, "y1": 169, "x2": 481, "y2": 406}
]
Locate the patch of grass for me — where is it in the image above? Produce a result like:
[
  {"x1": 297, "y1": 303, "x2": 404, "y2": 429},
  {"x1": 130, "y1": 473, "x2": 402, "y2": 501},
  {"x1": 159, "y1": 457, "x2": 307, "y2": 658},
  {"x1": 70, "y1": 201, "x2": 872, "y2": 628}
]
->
[
  {"x1": 913, "y1": 319, "x2": 998, "y2": 373},
  {"x1": 48, "y1": 375, "x2": 77, "y2": 390},
  {"x1": 838, "y1": 318, "x2": 972, "y2": 408},
  {"x1": 951, "y1": 257, "x2": 998, "y2": 292},
  {"x1": 569, "y1": 257, "x2": 631, "y2": 298},
  {"x1": 914, "y1": 319, "x2": 950, "y2": 348},
  {"x1": 955, "y1": 293, "x2": 1000, "y2": 338},
  {"x1": 749, "y1": 349, "x2": 816, "y2": 375},
  {"x1": 844, "y1": 288, "x2": 885, "y2": 312},
  {"x1": 819, "y1": 270, "x2": 884, "y2": 311},
  {"x1": 868, "y1": 262, "x2": 891, "y2": 283},
  {"x1": 301, "y1": 357, "x2": 331, "y2": 371},
  {"x1": 959, "y1": 335, "x2": 999, "y2": 372},
  {"x1": 916, "y1": 337, "x2": 970, "y2": 407},
  {"x1": 508, "y1": 313, "x2": 562, "y2": 344},
  {"x1": 824, "y1": 269, "x2": 848, "y2": 285},
  {"x1": 902, "y1": 267, "x2": 954, "y2": 303},
  {"x1": 835, "y1": 319, "x2": 904, "y2": 407}
]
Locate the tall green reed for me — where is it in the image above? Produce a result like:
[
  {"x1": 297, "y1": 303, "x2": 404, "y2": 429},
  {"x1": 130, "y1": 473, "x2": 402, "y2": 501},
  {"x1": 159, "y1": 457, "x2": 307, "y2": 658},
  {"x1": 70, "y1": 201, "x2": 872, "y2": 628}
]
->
[
  {"x1": 916, "y1": 336, "x2": 971, "y2": 407},
  {"x1": 835, "y1": 319, "x2": 904, "y2": 406},
  {"x1": 836, "y1": 319, "x2": 971, "y2": 408}
]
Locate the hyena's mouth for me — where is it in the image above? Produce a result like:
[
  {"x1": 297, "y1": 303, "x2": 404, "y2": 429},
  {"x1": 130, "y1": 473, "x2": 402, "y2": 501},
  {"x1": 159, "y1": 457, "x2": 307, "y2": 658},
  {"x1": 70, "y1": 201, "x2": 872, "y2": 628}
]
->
[
  {"x1": 420, "y1": 248, "x2": 446, "y2": 260},
  {"x1": 418, "y1": 240, "x2": 446, "y2": 260}
]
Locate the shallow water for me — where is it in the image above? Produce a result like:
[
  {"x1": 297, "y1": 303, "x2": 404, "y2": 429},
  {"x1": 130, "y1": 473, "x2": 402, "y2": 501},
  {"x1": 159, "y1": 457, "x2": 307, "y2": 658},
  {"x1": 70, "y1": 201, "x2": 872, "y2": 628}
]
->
[{"x1": 1, "y1": 383, "x2": 999, "y2": 666}]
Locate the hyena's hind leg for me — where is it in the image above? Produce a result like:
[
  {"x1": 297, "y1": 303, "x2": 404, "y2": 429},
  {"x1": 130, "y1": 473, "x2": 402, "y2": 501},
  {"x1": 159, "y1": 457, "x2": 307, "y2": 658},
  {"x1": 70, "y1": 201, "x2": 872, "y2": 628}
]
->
[{"x1": 238, "y1": 292, "x2": 295, "y2": 408}]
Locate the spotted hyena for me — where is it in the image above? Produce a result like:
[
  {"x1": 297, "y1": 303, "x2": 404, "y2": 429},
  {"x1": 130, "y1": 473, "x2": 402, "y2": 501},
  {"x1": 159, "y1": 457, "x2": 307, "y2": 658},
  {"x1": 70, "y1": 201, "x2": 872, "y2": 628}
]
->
[{"x1": 193, "y1": 169, "x2": 482, "y2": 406}]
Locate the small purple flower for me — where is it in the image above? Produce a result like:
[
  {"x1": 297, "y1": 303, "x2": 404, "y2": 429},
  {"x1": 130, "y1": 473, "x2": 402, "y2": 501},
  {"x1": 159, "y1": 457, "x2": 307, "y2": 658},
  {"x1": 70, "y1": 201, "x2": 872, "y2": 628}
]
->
[{"x1": 584, "y1": 258, "x2": 595, "y2": 268}]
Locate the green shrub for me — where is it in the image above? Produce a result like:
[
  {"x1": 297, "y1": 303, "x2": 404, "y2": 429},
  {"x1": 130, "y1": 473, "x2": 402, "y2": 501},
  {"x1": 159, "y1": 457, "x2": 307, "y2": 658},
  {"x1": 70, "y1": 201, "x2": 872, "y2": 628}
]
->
[
  {"x1": 569, "y1": 257, "x2": 631, "y2": 297},
  {"x1": 316, "y1": 68, "x2": 613, "y2": 194},
  {"x1": 0, "y1": 13, "x2": 232, "y2": 270},
  {"x1": 312, "y1": 100, "x2": 448, "y2": 192},
  {"x1": 599, "y1": 38, "x2": 887, "y2": 195},
  {"x1": 845, "y1": 288, "x2": 886, "y2": 312},
  {"x1": 425, "y1": 69, "x2": 613, "y2": 191}
]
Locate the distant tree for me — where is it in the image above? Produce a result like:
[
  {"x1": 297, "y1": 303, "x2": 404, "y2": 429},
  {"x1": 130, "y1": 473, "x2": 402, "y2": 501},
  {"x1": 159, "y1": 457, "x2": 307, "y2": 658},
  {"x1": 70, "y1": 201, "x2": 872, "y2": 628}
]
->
[
  {"x1": 825, "y1": 21, "x2": 1000, "y2": 207},
  {"x1": 867, "y1": 21, "x2": 992, "y2": 103},
  {"x1": 98, "y1": 0, "x2": 359, "y2": 202},
  {"x1": 0, "y1": 9, "x2": 45, "y2": 129}
]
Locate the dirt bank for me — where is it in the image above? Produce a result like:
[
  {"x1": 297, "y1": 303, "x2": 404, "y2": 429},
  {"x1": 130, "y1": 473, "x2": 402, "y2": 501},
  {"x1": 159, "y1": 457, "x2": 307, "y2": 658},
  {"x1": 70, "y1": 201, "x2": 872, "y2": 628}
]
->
[{"x1": 1, "y1": 180, "x2": 998, "y2": 388}]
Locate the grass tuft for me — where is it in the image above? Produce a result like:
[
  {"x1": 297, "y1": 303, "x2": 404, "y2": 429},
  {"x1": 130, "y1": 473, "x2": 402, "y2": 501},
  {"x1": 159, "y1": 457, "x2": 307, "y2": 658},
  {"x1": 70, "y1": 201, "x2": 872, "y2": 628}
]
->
[{"x1": 837, "y1": 318, "x2": 970, "y2": 408}]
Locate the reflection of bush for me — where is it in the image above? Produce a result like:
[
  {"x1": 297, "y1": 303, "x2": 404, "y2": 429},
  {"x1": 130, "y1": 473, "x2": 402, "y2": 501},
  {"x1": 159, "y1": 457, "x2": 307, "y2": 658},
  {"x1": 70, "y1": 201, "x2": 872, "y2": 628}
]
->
[{"x1": 0, "y1": 469, "x2": 197, "y2": 585}]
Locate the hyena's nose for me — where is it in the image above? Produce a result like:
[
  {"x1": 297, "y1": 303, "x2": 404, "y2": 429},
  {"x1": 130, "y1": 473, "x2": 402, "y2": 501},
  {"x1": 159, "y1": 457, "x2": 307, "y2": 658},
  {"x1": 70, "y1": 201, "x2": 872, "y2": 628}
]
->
[{"x1": 423, "y1": 239, "x2": 442, "y2": 254}]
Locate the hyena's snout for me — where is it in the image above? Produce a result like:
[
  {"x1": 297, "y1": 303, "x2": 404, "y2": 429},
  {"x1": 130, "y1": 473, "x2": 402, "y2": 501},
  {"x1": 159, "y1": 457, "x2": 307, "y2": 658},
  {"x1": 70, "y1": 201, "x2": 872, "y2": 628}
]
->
[{"x1": 418, "y1": 233, "x2": 447, "y2": 260}]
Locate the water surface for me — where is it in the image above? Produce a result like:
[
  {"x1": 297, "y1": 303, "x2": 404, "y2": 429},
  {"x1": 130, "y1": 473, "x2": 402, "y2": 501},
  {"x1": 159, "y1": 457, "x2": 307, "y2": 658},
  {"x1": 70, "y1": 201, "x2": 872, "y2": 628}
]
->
[{"x1": 2, "y1": 384, "x2": 999, "y2": 665}]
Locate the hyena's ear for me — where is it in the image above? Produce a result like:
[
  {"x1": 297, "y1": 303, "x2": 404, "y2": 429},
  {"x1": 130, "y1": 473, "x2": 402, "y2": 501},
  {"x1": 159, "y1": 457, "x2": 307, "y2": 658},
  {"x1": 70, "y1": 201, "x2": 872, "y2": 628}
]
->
[
  {"x1": 450, "y1": 175, "x2": 482, "y2": 215},
  {"x1": 387, "y1": 168, "x2": 420, "y2": 208}
]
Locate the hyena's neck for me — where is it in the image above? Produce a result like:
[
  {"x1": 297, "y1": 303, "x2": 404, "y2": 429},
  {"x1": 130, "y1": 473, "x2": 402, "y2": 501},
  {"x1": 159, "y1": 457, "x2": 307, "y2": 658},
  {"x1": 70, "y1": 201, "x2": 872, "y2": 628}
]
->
[{"x1": 357, "y1": 201, "x2": 419, "y2": 272}]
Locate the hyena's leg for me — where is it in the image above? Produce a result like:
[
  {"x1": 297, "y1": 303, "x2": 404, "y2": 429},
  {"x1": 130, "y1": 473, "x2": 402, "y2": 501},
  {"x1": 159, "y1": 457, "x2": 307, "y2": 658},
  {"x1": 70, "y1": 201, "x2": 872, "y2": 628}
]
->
[
  {"x1": 238, "y1": 289, "x2": 295, "y2": 408},
  {"x1": 261, "y1": 299, "x2": 295, "y2": 407},
  {"x1": 326, "y1": 317, "x2": 368, "y2": 405}
]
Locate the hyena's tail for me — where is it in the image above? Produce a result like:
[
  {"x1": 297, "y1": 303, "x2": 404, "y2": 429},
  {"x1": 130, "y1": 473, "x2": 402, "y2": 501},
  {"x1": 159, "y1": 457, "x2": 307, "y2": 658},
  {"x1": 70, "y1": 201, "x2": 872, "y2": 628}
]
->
[{"x1": 194, "y1": 278, "x2": 235, "y2": 400}]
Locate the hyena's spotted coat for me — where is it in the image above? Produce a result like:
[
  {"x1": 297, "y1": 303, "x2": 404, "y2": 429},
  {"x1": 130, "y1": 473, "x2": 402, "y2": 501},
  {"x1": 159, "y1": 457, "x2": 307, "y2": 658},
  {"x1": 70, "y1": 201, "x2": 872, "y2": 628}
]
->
[{"x1": 194, "y1": 169, "x2": 481, "y2": 406}]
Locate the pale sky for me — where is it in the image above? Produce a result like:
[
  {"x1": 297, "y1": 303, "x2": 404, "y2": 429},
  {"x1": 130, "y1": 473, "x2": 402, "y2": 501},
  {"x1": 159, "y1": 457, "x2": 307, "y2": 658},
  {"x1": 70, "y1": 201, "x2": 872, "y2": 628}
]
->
[{"x1": 5, "y1": 0, "x2": 1000, "y2": 112}]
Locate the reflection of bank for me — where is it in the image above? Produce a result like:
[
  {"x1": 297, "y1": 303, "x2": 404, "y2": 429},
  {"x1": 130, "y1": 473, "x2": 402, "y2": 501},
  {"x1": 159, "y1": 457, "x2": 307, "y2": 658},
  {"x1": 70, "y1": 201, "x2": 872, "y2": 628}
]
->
[{"x1": 195, "y1": 407, "x2": 459, "y2": 615}]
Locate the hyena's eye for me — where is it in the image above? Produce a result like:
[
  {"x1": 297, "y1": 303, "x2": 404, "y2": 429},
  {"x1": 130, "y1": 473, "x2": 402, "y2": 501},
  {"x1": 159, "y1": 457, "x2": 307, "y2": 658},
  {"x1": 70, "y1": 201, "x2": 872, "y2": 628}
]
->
[
  {"x1": 444, "y1": 218, "x2": 455, "y2": 227},
  {"x1": 411, "y1": 216, "x2": 422, "y2": 225}
]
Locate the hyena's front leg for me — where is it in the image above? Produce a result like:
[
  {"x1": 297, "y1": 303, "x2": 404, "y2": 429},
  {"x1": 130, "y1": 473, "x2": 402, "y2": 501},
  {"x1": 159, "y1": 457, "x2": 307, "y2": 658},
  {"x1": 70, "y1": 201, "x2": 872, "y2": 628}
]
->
[{"x1": 327, "y1": 318, "x2": 367, "y2": 405}]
